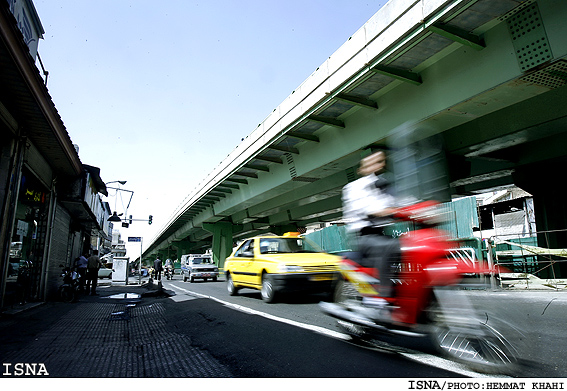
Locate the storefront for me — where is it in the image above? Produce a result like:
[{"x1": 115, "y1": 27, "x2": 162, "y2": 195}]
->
[{"x1": 5, "y1": 167, "x2": 52, "y2": 306}]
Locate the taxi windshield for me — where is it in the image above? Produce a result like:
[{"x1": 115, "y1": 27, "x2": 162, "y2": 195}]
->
[{"x1": 259, "y1": 238, "x2": 321, "y2": 254}]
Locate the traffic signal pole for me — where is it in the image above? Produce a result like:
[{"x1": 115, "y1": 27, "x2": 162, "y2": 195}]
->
[{"x1": 139, "y1": 237, "x2": 143, "y2": 285}]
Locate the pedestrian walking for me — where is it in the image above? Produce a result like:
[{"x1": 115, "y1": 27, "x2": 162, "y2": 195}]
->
[
  {"x1": 74, "y1": 253, "x2": 88, "y2": 292},
  {"x1": 153, "y1": 257, "x2": 163, "y2": 281},
  {"x1": 85, "y1": 250, "x2": 103, "y2": 295}
]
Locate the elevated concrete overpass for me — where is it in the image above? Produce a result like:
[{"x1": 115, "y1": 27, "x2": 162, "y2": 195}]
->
[{"x1": 145, "y1": 0, "x2": 567, "y2": 274}]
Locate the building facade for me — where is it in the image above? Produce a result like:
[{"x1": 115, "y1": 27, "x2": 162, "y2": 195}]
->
[{"x1": 1, "y1": 0, "x2": 110, "y2": 310}]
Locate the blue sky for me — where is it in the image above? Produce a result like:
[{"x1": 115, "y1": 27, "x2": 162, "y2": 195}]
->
[{"x1": 33, "y1": 0, "x2": 386, "y2": 257}]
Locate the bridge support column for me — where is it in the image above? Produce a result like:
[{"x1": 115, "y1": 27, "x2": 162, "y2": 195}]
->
[
  {"x1": 202, "y1": 222, "x2": 235, "y2": 271},
  {"x1": 157, "y1": 251, "x2": 167, "y2": 261},
  {"x1": 532, "y1": 192, "x2": 567, "y2": 279},
  {"x1": 269, "y1": 224, "x2": 298, "y2": 236},
  {"x1": 176, "y1": 240, "x2": 192, "y2": 260},
  {"x1": 514, "y1": 165, "x2": 567, "y2": 278}
]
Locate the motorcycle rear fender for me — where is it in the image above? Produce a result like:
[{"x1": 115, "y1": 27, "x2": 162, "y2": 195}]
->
[
  {"x1": 433, "y1": 287, "x2": 486, "y2": 335},
  {"x1": 424, "y1": 257, "x2": 501, "y2": 286},
  {"x1": 424, "y1": 259, "x2": 462, "y2": 286}
]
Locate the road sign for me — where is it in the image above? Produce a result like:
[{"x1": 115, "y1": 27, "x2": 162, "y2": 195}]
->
[{"x1": 128, "y1": 237, "x2": 142, "y2": 242}]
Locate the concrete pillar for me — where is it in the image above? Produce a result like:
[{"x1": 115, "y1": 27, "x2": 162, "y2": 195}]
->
[
  {"x1": 532, "y1": 193, "x2": 567, "y2": 279},
  {"x1": 514, "y1": 166, "x2": 567, "y2": 278},
  {"x1": 176, "y1": 240, "x2": 192, "y2": 260},
  {"x1": 202, "y1": 222, "x2": 235, "y2": 271},
  {"x1": 269, "y1": 224, "x2": 298, "y2": 236}
]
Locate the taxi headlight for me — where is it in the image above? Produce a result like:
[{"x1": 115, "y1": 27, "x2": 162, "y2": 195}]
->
[{"x1": 278, "y1": 264, "x2": 303, "y2": 273}]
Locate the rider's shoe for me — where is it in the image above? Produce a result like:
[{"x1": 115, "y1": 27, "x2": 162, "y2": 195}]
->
[
  {"x1": 362, "y1": 297, "x2": 389, "y2": 308},
  {"x1": 359, "y1": 297, "x2": 398, "y2": 323}
]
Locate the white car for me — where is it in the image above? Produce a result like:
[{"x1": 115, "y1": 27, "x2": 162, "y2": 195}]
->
[
  {"x1": 9, "y1": 242, "x2": 22, "y2": 259},
  {"x1": 180, "y1": 254, "x2": 219, "y2": 282},
  {"x1": 98, "y1": 267, "x2": 113, "y2": 279}
]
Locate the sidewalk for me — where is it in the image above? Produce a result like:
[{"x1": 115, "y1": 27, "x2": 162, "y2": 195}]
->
[
  {"x1": 2, "y1": 275, "x2": 564, "y2": 378},
  {"x1": 0, "y1": 279, "x2": 233, "y2": 378}
]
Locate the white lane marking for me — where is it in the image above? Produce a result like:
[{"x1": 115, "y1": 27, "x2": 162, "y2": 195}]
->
[
  {"x1": 168, "y1": 283, "x2": 348, "y2": 340},
  {"x1": 166, "y1": 283, "x2": 503, "y2": 378},
  {"x1": 169, "y1": 294, "x2": 198, "y2": 302}
]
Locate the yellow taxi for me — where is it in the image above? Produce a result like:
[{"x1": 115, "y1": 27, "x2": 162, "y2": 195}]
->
[{"x1": 224, "y1": 232, "x2": 341, "y2": 302}]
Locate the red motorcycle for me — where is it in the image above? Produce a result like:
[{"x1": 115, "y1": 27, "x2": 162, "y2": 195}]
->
[{"x1": 320, "y1": 201, "x2": 521, "y2": 373}]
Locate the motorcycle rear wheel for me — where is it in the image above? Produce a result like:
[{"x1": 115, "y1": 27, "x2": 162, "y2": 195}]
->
[
  {"x1": 428, "y1": 301, "x2": 519, "y2": 374},
  {"x1": 60, "y1": 286, "x2": 75, "y2": 303}
]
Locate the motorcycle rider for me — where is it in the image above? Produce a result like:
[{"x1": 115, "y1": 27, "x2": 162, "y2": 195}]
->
[
  {"x1": 342, "y1": 150, "x2": 401, "y2": 305},
  {"x1": 164, "y1": 259, "x2": 173, "y2": 280}
]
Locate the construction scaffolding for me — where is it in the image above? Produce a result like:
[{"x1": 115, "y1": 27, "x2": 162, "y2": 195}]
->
[{"x1": 487, "y1": 229, "x2": 567, "y2": 290}]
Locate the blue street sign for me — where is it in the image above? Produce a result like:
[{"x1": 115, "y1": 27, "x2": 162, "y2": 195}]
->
[{"x1": 128, "y1": 237, "x2": 142, "y2": 242}]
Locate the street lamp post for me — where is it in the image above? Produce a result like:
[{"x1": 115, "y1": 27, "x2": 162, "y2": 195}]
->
[
  {"x1": 106, "y1": 183, "x2": 152, "y2": 285},
  {"x1": 106, "y1": 186, "x2": 134, "y2": 227},
  {"x1": 139, "y1": 238, "x2": 142, "y2": 285},
  {"x1": 127, "y1": 236, "x2": 144, "y2": 285}
]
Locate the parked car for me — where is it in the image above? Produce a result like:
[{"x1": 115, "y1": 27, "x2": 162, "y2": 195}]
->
[
  {"x1": 9, "y1": 242, "x2": 22, "y2": 259},
  {"x1": 180, "y1": 254, "x2": 219, "y2": 282},
  {"x1": 224, "y1": 232, "x2": 341, "y2": 302},
  {"x1": 8, "y1": 262, "x2": 20, "y2": 277},
  {"x1": 98, "y1": 266, "x2": 113, "y2": 279}
]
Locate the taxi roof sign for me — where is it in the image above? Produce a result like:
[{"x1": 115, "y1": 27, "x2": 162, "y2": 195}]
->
[{"x1": 283, "y1": 232, "x2": 300, "y2": 237}]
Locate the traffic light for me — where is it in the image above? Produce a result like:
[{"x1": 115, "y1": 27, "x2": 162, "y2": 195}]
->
[
  {"x1": 148, "y1": 215, "x2": 153, "y2": 225},
  {"x1": 129, "y1": 215, "x2": 133, "y2": 224}
]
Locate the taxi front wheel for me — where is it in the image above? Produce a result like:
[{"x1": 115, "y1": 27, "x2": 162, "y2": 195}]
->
[
  {"x1": 227, "y1": 273, "x2": 239, "y2": 296},
  {"x1": 261, "y1": 273, "x2": 277, "y2": 303}
]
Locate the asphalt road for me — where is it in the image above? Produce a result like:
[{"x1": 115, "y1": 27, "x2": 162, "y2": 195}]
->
[
  {"x1": 158, "y1": 280, "x2": 464, "y2": 378},
  {"x1": 157, "y1": 276, "x2": 567, "y2": 378}
]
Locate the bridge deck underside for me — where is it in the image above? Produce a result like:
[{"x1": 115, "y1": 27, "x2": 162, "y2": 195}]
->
[{"x1": 147, "y1": 0, "x2": 567, "y2": 259}]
